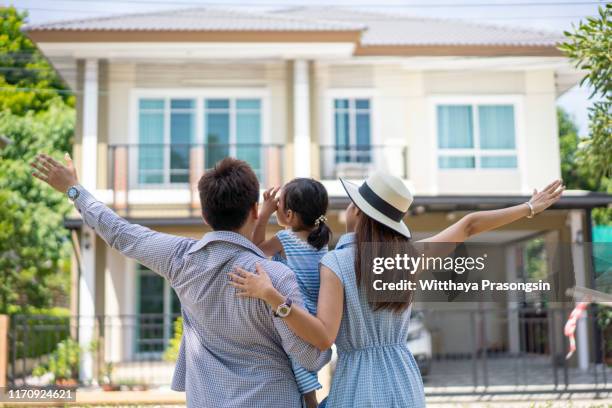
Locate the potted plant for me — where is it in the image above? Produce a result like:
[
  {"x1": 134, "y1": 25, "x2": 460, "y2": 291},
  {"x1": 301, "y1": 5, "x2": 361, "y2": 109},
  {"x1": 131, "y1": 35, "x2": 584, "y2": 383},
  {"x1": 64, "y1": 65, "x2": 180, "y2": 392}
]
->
[
  {"x1": 99, "y1": 362, "x2": 120, "y2": 391},
  {"x1": 118, "y1": 378, "x2": 148, "y2": 391},
  {"x1": 33, "y1": 338, "x2": 80, "y2": 388}
]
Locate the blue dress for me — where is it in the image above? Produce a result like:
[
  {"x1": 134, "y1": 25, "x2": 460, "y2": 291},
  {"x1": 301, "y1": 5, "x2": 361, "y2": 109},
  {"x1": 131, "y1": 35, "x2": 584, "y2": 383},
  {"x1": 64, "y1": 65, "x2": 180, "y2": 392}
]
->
[
  {"x1": 273, "y1": 229, "x2": 328, "y2": 394},
  {"x1": 319, "y1": 233, "x2": 426, "y2": 408}
]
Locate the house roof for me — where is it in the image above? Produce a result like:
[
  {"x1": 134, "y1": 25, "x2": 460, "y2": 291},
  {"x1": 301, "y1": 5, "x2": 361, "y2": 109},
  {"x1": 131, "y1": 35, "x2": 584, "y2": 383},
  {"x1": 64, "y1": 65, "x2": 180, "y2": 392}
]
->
[
  {"x1": 24, "y1": 7, "x2": 364, "y2": 32},
  {"x1": 274, "y1": 7, "x2": 563, "y2": 47},
  {"x1": 25, "y1": 6, "x2": 564, "y2": 55}
]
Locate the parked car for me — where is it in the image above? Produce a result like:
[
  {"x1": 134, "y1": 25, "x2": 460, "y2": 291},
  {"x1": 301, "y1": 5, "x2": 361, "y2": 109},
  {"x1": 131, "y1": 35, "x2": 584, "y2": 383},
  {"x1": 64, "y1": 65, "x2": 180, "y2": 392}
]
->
[
  {"x1": 328, "y1": 310, "x2": 433, "y2": 377},
  {"x1": 407, "y1": 311, "x2": 432, "y2": 377}
]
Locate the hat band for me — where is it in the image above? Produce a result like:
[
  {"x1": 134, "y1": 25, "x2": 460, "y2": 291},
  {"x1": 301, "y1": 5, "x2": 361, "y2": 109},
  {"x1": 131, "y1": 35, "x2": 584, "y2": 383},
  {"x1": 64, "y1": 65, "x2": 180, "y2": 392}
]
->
[{"x1": 358, "y1": 182, "x2": 407, "y2": 222}]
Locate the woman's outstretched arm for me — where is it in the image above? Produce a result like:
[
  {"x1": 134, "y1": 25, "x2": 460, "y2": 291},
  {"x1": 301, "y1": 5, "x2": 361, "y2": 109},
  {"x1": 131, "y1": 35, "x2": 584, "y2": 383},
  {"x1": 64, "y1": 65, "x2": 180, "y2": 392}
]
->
[
  {"x1": 230, "y1": 264, "x2": 343, "y2": 351},
  {"x1": 420, "y1": 179, "x2": 564, "y2": 244}
]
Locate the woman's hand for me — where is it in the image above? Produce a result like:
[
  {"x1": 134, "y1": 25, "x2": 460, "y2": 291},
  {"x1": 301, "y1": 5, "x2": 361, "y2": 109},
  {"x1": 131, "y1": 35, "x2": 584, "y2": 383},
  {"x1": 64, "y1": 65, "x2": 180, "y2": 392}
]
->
[
  {"x1": 421, "y1": 179, "x2": 565, "y2": 244},
  {"x1": 260, "y1": 186, "x2": 280, "y2": 217},
  {"x1": 229, "y1": 263, "x2": 279, "y2": 305},
  {"x1": 528, "y1": 179, "x2": 565, "y2": 214}
]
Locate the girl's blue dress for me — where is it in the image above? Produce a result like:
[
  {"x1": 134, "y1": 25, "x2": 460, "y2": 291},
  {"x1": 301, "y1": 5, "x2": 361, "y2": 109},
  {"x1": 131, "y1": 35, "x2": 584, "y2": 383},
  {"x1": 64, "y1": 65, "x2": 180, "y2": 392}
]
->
[
  {"x1": 319, "y1": 233, "x2": 426, "y2": 408},
  {"x1": 273, "y1": 229, "x2": 328, "y2": 394}
]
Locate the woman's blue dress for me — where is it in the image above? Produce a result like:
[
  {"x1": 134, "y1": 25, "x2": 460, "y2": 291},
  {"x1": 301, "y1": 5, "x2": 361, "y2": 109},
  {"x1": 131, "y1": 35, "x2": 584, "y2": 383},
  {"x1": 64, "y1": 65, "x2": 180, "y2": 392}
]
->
[{"x1": 320, "y1": 233, "x2": 426, "y2": 408}]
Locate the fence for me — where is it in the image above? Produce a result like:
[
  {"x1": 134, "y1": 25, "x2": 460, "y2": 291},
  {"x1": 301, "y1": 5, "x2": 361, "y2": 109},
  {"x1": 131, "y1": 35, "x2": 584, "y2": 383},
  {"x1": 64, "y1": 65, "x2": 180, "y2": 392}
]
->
[
  {"x1": 7, "y1": 314, "x2": 181, "y2": 389},
  {"x1": 416, "y1": 306, "x2": 610, "y2": 395},
  {"x1": 319, "y1": 144, "x2": 408, "y2": 180},
  {"x1": 4, "y1": 307, "x2": 611, "y2": 395},
  {"x1": 108, "y1": 143, "x2": 285, "y2": 213}
]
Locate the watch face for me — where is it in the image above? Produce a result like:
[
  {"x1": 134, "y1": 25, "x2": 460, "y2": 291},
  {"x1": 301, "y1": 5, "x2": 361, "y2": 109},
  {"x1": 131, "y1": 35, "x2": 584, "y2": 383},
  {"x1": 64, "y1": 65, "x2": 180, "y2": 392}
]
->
[
  {"x1": 67, "y1": 187, "x2": 78, "y2": 200},
  {"x1": 278, "y1": 306, "x2": 289, "y2": 317}
]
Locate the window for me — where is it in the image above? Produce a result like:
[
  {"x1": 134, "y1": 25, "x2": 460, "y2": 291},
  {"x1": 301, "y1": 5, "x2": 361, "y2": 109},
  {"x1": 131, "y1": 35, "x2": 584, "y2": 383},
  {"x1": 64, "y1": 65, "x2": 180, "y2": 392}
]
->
[
  {"x1": 205, "y1": 98, "x2": 262, "y2": 179},
  {"x1": 136, "y1": 265, "x2": 180, "y2": 354},
  {"x1": 334, "y1": 98, "x2": 371, "y2": 163},
  {"x1": 138, "y1": 98, "x2": 195, "y2": 184},
  {"x1": 437, "y1": 104, "x2": 517, "y2": 169},
  {"x1": 136, "y1": 96, "x2": 262, "y2": 186}
]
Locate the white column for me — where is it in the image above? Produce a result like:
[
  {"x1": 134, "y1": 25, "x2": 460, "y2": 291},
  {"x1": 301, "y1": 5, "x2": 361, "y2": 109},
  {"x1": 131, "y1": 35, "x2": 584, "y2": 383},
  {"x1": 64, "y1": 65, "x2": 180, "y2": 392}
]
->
[
  {"x1": 293, "y1": 60, "x2": 311, "y2": 177},
  {"x1": 569, "y1": 210, "x2": 589, "y2": 371},
  {"x1": 78, "y1": 229, "x2": 96, "y2": 383},
  {"x1": 505, "y1": 244, "x2": 520, "y2": 353},
  {"x1": 82, "y1": 59, "x2": 98, "y2": 190},
  {"x1": 78, "y1": 58, "x2": 99, "y2": 383}
]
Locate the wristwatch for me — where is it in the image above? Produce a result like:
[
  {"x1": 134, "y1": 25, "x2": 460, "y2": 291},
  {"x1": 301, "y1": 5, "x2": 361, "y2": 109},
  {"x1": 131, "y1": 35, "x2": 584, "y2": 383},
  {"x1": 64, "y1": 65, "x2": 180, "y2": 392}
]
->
[
  {"x1": 274, "y1": 297, "x2": 293, "y2": 318},
  {"x1": 67, "y1": 185, "x2": 80, "y2": 201}
]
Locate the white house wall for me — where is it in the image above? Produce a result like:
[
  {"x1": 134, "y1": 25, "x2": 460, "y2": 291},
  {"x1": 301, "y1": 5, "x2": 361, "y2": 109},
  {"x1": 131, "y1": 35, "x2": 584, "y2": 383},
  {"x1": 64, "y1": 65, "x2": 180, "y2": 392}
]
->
[
  {"x1": 106, "y1": 61, "x2": 289, "y2": 147},
  {"x1": 103, "y1": 61, "x2": 560, "y2": 195}
]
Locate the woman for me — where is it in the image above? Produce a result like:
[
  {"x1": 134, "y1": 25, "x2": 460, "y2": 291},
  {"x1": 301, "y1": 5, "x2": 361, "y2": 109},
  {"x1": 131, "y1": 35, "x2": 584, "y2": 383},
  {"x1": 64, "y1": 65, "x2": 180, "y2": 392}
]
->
[{"x1": 230, "y1": 173, "x2": 564, "y2": 407}]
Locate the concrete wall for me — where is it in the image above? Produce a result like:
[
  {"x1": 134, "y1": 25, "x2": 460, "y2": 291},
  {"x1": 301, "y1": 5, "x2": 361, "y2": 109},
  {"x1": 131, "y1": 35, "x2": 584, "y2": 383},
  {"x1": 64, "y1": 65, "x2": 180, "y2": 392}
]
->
[{"x1": 311, "y1": 63, "x2": 560, "y2": 195}]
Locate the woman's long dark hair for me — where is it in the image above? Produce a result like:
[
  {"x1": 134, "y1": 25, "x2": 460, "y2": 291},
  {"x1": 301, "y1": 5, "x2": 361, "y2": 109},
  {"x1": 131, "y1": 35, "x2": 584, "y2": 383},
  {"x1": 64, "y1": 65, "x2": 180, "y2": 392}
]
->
[
  {"x1": 354, "y1": 212, "x2": 416, "y2": 312},
  {"x1": 282, "y1": 178, "x2": 331, "y2": 250}
]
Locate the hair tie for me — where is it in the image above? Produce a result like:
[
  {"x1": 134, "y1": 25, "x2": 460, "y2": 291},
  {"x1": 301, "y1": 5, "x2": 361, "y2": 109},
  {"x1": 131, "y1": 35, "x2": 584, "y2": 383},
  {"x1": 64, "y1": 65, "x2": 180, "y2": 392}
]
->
[{"x1": 314, "y1": 215, "x2": 327, "y2": 227}]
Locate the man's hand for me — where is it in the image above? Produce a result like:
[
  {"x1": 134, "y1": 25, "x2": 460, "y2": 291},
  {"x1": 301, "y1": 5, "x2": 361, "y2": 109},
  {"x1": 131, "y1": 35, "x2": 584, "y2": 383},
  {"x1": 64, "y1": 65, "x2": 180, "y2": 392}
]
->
[{"x1": 31, "y1": 153, "x2": 79, "y2": 193}]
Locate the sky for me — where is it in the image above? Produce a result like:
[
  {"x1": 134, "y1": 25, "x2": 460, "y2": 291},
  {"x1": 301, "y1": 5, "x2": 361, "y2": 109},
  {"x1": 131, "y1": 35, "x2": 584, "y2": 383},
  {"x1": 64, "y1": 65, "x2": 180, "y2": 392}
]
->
[{"x1": 10, "y1": 0, "x2": 607, "y2": 135}]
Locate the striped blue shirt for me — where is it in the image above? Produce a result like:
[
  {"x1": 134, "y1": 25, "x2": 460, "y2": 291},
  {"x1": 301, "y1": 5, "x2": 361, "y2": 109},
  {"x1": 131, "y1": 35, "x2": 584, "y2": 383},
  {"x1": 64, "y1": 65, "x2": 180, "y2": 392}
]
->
[{"x1": 273, "y1": 229, "x2": 328, "y2": 394}]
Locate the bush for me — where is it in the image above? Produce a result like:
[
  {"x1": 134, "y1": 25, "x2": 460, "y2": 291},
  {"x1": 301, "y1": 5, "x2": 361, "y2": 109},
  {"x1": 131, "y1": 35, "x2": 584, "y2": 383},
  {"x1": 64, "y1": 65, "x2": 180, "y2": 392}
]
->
[
  {"x1": 163, "y1": 317, "x2": 183, "y2": 362},
  {"x1": 32, "y1": 338, "x2": 80, "y2": 382}
]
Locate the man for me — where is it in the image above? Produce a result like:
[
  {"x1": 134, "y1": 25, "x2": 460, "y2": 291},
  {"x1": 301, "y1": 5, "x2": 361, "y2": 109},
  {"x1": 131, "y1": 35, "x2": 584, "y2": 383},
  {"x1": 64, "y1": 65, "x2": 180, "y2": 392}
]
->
[{"x1": 31, "y1": 153, "x2": 331, "y2": 407}]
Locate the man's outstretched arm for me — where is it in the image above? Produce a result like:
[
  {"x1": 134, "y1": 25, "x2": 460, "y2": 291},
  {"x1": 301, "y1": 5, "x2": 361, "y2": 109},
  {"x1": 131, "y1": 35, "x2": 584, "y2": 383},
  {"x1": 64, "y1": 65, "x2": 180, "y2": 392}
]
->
[{"x1": 31, "y1": 153, "x2": 192, "y2": 284}]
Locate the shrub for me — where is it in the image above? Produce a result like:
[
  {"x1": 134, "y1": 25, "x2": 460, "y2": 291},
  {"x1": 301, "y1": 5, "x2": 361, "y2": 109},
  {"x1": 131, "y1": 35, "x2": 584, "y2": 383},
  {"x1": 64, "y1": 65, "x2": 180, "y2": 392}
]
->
[{"x1": 163, "y1": 317, "x2": 183, "y2": 362}]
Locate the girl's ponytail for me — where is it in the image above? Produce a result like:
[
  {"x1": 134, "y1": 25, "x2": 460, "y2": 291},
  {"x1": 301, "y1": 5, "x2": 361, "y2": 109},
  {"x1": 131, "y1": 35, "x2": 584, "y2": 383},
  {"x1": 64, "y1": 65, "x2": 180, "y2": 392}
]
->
[
  {"x1": 283, "y1": 178, "x2": 331, "y2": 250},
  {"x1": 307, "y1": 215, "x2": 331, "y2": 250}
]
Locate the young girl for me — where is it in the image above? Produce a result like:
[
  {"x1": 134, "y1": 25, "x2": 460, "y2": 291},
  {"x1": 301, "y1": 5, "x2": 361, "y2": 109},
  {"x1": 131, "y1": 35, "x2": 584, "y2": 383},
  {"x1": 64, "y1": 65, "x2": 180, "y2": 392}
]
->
[{"x1": 252, "y1": 178, "x2": 331, "y2": 408}]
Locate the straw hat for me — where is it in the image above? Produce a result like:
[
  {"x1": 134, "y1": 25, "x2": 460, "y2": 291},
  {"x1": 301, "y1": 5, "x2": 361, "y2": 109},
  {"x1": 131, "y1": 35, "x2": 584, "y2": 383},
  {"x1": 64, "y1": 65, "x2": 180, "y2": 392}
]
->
[{"x1": 340, "y1": 172, "x2": 413, "y2": 238}]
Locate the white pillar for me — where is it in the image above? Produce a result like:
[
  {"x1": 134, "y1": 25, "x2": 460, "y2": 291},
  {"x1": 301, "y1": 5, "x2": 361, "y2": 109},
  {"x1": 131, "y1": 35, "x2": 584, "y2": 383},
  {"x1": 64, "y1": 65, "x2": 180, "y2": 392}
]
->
[
  {"x1": 81, "y1": 59, "x2": 98, "y2": 190},
  {"x1": 78, "y1": 229, "x2": 96, "y2": 383},
  {"x1": 569, "y1": 210, "x2": 590, "y2": 371},
  {"x1": 293, "y1": 60, "x2": 311, "y2": 177},
  {"x1": 505, "y1": 244, "x2": 520, "y2": 353},
  {"x1": 78, "y1": 58, "x2": 98, "y2": 383}
]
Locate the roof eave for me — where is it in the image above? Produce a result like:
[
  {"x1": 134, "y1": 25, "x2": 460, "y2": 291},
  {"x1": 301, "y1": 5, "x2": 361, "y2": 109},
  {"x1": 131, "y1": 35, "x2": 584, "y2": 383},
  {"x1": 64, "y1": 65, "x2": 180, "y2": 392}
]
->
[
  {"x1": 331, "y1": 193, "x2": 612, "y2": 211},
  {"x1": 25, "y1": 29, "x2": 363, "y2": 44},
  {"x1": 355, "y1": 44, "x2": 563, "y2": 57}
]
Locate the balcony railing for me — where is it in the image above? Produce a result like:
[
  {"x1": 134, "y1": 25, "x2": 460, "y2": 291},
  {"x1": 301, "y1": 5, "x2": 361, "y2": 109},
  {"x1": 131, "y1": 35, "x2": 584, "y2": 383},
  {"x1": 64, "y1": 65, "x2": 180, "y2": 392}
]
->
[
  {"x1": 108, "y1": 143, "x2": 284, "y2": 211},
  {"x1": 319, "y1": 145, "x2": 408, "y2": 180}
]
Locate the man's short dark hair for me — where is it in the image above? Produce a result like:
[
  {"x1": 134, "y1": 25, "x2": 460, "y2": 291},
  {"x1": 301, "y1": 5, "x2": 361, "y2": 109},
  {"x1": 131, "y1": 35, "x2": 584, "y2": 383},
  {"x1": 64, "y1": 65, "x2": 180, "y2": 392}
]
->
[{"x1": 198, "y1": 158, "x2": 259, "y2": 231}]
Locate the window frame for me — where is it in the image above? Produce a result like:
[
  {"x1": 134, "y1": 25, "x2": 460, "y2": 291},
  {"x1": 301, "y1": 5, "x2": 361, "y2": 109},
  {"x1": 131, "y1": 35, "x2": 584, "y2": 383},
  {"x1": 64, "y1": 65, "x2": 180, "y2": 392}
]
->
[
  {"x1": 134, "y1": 264, "x2": 180, "y2": 358},
  {"x1": 430, "y1": 95, "x2": 524, "y2": 171},
  {"x1": 323, "y1": 89, "x2": 380, "y2": 168},
  {"x1": 130, "y1": 88, "x2": 270, "y2": 189}
]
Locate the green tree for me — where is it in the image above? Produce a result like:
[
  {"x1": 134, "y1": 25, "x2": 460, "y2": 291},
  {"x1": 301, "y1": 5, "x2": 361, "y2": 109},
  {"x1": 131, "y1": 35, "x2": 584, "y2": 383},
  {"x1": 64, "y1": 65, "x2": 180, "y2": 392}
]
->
[
  {"x1": 558, "y1": 107, "x2": 595, "y2": 190},
  {"x1": 0, "y1": 7, "x2": 74, "y2": 115},
  {"x1": 0, "y1": 101, "x2": 74, "y2": 312},
  {"x1": 559, "y1": 4, "x2": 611, "y2": 192},
  {"x1": 559, "y1": 4, "x2": 611, "y2": 227},
  {"x1": 0, "y1": 6, "x2": 75, "y2": 312}
]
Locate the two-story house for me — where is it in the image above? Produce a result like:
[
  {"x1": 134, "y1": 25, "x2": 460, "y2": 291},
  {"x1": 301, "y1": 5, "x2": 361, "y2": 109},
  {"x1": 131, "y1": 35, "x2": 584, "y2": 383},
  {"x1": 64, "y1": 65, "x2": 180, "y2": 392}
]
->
[{"x1": 25, "y1": 7, "x2": 610, "y2": 384}]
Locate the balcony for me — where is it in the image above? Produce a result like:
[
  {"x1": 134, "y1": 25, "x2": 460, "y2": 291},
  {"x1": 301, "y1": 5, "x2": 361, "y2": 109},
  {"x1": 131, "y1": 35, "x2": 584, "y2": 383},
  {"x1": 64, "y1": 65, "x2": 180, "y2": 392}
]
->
[
  {"x1": 319, "y1": 144, "x2": 409, "y2": 180},
  {"x1": 107, "y1": 143, "x2": 284, "y2": 213}
]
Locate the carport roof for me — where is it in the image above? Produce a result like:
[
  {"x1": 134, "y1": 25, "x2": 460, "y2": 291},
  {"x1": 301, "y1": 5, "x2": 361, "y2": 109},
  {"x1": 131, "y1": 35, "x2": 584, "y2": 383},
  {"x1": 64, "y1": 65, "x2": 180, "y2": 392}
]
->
[{"x1": 64, "y1": 191, "x2": 611, "y2": 229}]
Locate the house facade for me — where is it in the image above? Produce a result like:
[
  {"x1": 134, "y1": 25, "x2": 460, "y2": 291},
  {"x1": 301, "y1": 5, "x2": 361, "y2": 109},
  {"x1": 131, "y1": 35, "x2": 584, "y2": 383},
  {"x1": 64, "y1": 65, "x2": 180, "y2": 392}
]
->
[{"x1": 26, "y1": 7, "x2": 609, "y2": 383}]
